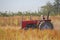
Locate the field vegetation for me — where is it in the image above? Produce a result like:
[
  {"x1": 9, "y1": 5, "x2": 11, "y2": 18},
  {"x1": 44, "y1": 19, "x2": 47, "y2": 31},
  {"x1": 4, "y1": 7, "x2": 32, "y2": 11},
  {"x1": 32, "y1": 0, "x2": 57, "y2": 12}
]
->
[
  {"x1": 0, "y1": 16, "x2": 60, "y2": 40},
  {"x1": 0, "y1": 0, "x2": 60, "y2": 40}
]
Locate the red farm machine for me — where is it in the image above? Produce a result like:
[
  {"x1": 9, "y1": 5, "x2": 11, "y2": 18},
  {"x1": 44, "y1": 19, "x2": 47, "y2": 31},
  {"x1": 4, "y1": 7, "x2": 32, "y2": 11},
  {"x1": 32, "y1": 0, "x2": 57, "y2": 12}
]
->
[{"x1": 22, "y1": 11, "x2": 53, "y2": 30}]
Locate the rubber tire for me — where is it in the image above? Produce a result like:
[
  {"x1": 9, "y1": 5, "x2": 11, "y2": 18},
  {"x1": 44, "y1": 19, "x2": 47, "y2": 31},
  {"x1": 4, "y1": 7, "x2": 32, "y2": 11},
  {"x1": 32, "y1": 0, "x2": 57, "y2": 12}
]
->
[{"x1": 39, "y1": 21, "x2": 53, "y2": 30}]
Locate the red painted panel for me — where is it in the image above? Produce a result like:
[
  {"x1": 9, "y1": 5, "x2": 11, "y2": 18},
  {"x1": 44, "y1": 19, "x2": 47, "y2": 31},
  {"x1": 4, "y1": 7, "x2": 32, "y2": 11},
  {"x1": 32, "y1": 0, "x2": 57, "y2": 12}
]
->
[{"x1": 22, "y1": 20, "x2": 38, "y2": 28}]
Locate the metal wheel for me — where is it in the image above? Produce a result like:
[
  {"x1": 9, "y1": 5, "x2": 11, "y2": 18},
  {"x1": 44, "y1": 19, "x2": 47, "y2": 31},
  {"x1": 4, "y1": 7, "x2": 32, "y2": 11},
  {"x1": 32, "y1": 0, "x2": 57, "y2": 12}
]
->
[{"x1": 39, "y1": 21, "x2": 53, "y2": 30}]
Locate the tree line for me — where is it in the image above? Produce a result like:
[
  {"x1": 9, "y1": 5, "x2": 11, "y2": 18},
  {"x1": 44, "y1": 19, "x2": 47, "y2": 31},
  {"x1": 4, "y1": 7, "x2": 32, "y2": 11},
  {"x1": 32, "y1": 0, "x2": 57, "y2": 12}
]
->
[{"x1": 0, "y1": 0, "x2": 60, "y2": 17}]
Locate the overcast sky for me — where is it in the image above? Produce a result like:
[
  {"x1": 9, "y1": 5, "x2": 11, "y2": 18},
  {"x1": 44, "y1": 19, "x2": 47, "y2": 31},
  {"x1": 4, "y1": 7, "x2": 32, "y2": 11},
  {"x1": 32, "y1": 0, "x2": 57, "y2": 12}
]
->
[{"x1": 0, "y1": 0, "x2": 54, "y2": 12}]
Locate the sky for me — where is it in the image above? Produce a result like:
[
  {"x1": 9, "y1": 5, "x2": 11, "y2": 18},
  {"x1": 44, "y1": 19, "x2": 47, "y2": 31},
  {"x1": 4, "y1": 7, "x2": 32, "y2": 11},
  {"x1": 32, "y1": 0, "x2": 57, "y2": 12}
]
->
[{"x1": 0, "y1": 0, "x2": 54, "y2": 12}]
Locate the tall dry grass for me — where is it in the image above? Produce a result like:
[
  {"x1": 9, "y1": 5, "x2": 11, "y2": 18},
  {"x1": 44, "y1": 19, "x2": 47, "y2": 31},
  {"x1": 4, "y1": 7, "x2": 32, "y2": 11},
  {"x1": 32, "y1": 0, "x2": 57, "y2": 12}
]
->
[
  {"x1": 0, "y1": 29, "x2": 60, "y2": 40},
  {"x1": 0, "y1": 16, "x2": 60, "y2": 40},
  {"x1": 0, "y1": 28, "x2": 60, "y2": 40}
]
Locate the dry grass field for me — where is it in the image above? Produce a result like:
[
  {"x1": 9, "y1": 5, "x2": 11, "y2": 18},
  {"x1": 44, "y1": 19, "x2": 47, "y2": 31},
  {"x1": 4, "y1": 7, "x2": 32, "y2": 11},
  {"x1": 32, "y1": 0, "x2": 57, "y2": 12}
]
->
[{"x1": 0, "y1": 16, "x2": 60, "y2": 40}]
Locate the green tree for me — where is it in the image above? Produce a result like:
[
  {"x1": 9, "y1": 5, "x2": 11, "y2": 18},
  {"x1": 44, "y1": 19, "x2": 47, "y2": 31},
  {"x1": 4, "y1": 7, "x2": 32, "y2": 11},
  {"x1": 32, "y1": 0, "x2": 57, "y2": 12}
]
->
[
  {"x1": 0, "y1": 11, "x2": 9, "y2": 17},
  {"x1": 17, "y1": 11, "x2": 22, "y2": 16},
  {"x1": 41, "y1": 2, "x2": 53, "y2": 15},
  {"x1": 53, "y1": 0, "x2": 60, "y2": 15},
  {"x1": 25, "y1": 11, "x2": 31, "y2": 16}
]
